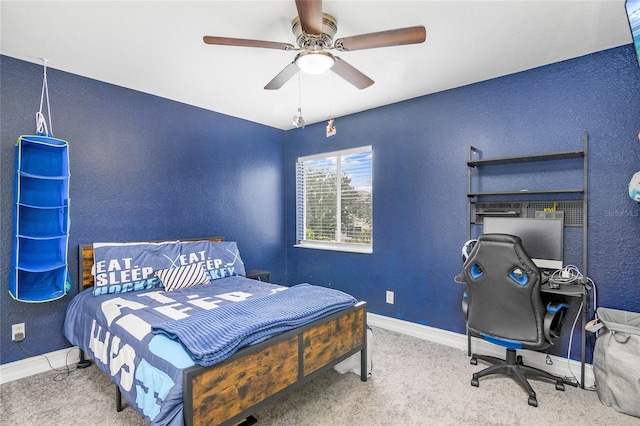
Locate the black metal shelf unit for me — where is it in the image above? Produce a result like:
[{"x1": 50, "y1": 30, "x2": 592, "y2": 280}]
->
[
  {"x1": 464, "y1": 131, "x2": 589, "y2": 388},
  {"x1": 465, "y1": 131, "x2": 588, "y2": 275}
]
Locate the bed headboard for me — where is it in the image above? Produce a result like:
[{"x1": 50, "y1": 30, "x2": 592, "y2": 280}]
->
[{"x1": 78, "y1": 236, "x2": 224, "y2": 291}]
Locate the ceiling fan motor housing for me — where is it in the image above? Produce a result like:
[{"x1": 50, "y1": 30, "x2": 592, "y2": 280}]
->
[{"x1": 292, "y1": 13, "x2": 337, "y2": 51}]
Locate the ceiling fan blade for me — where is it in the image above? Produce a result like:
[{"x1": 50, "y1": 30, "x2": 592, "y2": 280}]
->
[
  {"x1": 203, "y1": 36, "x2": 294, "y2": 51},
  {"x1": 295, "y1": 0, "x2": 323, "y2": 35},
  {"x1": 334, "y1": 26, "x2": 426, "y2": 52},
  {"x1": 331, "y1": 56, "x2": 374, "y2": 90},
  {"x1": 264, "y1": 61, "x2": 299, "y2": 90}
]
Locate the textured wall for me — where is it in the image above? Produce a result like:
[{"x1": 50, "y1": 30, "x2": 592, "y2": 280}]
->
[
  {"x1": 2, "y1": 45, "x2": 639, "y2": 366},
  {"x1": 284, "y1": 45, "x2": 640, "y2": 362},
  {"x1": 0, "y1": 56, "x2": 286, "y2": 364}
]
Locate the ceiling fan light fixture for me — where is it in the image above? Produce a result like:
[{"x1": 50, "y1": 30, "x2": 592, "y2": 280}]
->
[{"x1": 296, "y1": 52, "x2": 335, "y2": 75}]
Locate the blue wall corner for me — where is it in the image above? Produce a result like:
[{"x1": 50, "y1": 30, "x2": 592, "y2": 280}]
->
[{"x1": 0, "y1": 55, "x2": 286, "y2": 364}]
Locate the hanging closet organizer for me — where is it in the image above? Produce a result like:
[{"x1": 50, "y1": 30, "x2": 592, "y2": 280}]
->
[{"x1": 10, "y1": 61, "x2": 71, "y2": 302}]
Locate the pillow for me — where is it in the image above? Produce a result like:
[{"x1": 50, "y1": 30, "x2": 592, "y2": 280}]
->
[
  {"x1": 91, "y1": 239, "x2": 244, "y2": 296},
  {"x1": 179, "y1": 241, "x2": 246, "y2": 280},
  {"x1": 92, "y1": 241, "x2": 181, "y2": 296},
  {"x1": 155, "y1": 262, "x2": 210, "y2": 292}
]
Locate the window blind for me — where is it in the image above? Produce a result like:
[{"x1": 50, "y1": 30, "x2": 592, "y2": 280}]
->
[{"x1": 296, "y1": 146, "x2": 372, "y2": 252}]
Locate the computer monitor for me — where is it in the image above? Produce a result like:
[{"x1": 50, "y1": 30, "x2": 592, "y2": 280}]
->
[{"x1": 483, "y1": 217, "x2": 564, "y2": 270}]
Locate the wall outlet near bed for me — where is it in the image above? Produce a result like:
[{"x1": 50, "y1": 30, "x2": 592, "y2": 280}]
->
[
  {"x1": 386, "y1": 291, "x2": 394, "y2": 304},
  {"x1": 12, "y1": 323, "x2": 25, "y2": 342}
]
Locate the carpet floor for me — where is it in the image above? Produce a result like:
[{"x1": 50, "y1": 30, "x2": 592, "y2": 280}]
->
[{"x1": 1, "y1": 327, "x2": 638, "y2": 425}]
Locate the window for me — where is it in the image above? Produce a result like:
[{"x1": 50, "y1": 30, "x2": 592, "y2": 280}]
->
[{"x1": 296, "y1": 146, "x2": 372, "y2": 253}]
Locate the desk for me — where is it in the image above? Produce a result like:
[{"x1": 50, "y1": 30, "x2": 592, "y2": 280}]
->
[{"x1": 540, "y1": 282, "x2": 589, "y2": 389}]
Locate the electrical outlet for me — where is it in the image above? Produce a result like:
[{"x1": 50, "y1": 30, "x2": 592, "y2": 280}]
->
[
  {"x1": 386, "y1": 290, "x2": 394, "y2": 304},
  {"x1": 12, "y1": 323, "x2": 25, "y2": 342}
]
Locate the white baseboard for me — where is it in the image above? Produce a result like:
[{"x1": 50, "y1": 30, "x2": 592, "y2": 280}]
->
[
  {"x1": 0, "y1": 347, "x2": 80, "y2": 384},
  {"x1": 367, "y1": 313, "x2": 595, "y2": 389},
  {"x1": 2, "y1": 315, "x2": 595, "y2": 389}
]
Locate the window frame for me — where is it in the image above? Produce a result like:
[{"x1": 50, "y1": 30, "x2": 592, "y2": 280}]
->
[{"x1": 295, "y1": 145, "x2": 373, "y2": 254}]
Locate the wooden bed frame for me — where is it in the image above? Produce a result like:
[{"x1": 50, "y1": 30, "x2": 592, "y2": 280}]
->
[{"x1": 78, "y1": 237, "x2": 368, "y2": 426}]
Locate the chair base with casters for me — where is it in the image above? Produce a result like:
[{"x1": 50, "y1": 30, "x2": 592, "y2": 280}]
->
[{"x1": 470, "y1": 347, "x2": 565, "y2": 407}]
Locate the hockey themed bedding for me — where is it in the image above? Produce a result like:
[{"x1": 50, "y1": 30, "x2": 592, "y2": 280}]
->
[
  {"x1": 63, "y1": 240, "x2": 358, "y2": 426},
  {"x1": 152, "y1": 283, "x2": 356, "y2": 367}
]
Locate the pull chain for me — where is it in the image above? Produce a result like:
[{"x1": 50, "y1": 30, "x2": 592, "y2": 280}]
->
[{"x1": 326, "y1": 72, "x2": 336, "y2": 137}]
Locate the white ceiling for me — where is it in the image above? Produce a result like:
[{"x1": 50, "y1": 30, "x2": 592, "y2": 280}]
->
[{"x1": 0, "y1": 1, "x2": 633, "y2": 130}]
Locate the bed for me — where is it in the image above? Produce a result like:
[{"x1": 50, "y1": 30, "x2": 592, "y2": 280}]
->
[{"x1": 64, "y1": 237, "x2": 368, "y2": 426}]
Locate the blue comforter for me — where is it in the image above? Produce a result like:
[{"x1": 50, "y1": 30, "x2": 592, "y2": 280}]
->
[
  {"x1": 152, "y1": 283, "x2": 357, "y2": 366},
  {"x1": 65, "y1": 276, "x2": 341, "y2": 426}
]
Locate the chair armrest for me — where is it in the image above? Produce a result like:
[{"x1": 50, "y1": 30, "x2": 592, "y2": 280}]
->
[{"x1": 543, "y1": 301, "x2": 569, "y2": 340}]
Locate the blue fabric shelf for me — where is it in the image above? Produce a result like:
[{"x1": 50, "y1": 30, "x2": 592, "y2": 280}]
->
[{"x1": 10, "y1": 135, "x2": 71, "y2": 302}]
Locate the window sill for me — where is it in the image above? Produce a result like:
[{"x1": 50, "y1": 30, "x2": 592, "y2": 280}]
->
[{"x1": 294, "y1": 241, "x2": 372, "y2": 254}]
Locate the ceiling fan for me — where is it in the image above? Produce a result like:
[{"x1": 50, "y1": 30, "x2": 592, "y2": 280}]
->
[{"x1": 203, "y1": 0, "x2": 426, "y2": 90}]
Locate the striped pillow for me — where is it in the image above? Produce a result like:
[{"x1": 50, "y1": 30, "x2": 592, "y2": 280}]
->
[{"x1": 155, "y1": 263, "x2": 210, "y2": 292}]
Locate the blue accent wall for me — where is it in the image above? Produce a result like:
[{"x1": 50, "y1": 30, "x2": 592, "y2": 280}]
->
[
  {"x1": 0, "y1": 56, "x2": 285, "y2": 364},
  {"x1": 2, "y1": 44, "x2": 639, "y2": 366},
  {"x1": 284, "y1": 45, "x2": 640, "y2": 361}
]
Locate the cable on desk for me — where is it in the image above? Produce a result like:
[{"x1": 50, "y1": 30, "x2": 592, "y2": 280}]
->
[
  {"x1": 553, "y1": 265, "x2": 597, "y2": 390},
  {"x1": 549, "y1": 265, "x2": 588, "y2": 288},
  {"x1": 549, "y1": 264, "x2": 597, "y2": 315}
]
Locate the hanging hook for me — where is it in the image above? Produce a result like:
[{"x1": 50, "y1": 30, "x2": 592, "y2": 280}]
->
[{"x1": 36, "y1": 58, "x2": 53, "y2": 136}]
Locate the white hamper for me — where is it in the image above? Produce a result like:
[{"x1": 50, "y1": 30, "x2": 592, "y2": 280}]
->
[{"x1": 592, "y1": 307, "x2": 640, "y2": 418}]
